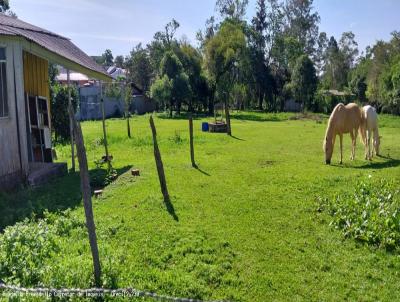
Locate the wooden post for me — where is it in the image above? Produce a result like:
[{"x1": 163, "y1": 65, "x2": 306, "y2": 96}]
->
[
  {"x1": 189, "y1": 109, "x2": 196, "y2": 168},
  {"x1": 67, "y1": 70, "x2": 75, "y2": 171},
  {"x1": 68, "y1": 103, "x2": 101, "y2": 287},
  {"x1": 100, "y1": 82, "x2": 111, "y2": 171},
  {"x1": 123, "y1": 83, "x2": 131, "y2": 138},
  {"x1": 149, "y1": 115, "x2": 170, "y2": 202}
]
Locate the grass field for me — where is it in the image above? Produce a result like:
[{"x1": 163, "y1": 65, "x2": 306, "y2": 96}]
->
[{"x1": 0, "y1": 112, "x2": 399, "y2": 301}]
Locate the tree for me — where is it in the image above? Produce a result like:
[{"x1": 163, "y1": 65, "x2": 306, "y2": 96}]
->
[
  {"x1": 0, "y1": 0, "x2": 9, "y2": 12},
  {"x1": 339, "y1": 31, "x2": 359, "y2": 69},
  {"x1": 126, "y1": 43, "x2": 153, "y2": 92},
  {"x1": 204, "y1": 20, "x2": 247, "y2": 134},
  {"x1": 290, "y1": 54, "x2": 318, "y2": 110},
  {"x1": 314, "y1": 32, "x2": 328, "y2": 75},
  {"x1": 114, "y1": 55, "x2": 125, "y2": 68},
  {"x1": 101, "y1": 49, "x2": 114, "y2": 67},
  {"x1": 150, "y1": 75, "x2": 173, "y2": 112},
  {"x1": 283, "y1": 0, "x2": 320, "y2": 56},
  {"x1": 51, "y1": 85, "x2": 78, "y2": 141},
  {"x1": 215, "y1": 0, "x2": 249, "y2": 21},
  {"x1": 249, "y1": 0, "x2": 271, "y2": 110}
]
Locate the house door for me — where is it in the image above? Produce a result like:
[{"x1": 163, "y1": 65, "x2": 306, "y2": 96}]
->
[{"x1": 25, "y1": 94, "x2": 52, "y2": 163}]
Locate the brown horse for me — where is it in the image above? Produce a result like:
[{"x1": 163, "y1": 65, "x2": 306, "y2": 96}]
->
[{"x1": 323, "y1": 103, "x2": 365, "y2": 165}]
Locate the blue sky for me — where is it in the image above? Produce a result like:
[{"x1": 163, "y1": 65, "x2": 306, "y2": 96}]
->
[{"x1": 11, "y1": 0, "x2": 400, "y2": 57}]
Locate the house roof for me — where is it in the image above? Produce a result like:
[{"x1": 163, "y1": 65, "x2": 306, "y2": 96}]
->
[{"x1": 0, "y1": 14, "x2": 111, "y2": 81}]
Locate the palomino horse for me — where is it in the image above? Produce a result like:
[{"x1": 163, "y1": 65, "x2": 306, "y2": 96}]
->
[
  {"x1": 361, "y1": 105, "x2": 381, "y2": 160},
  {"x1": 323, "y1": 103, "x2": 365, "y2": 165}
]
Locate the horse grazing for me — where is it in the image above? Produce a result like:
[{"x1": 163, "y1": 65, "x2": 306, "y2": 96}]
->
[
  {"x1": 323, "y1": 103, "x2": 365, "y2": 165},
  {"x1": 361, "y1": 105, "x2": 380, "y2": 160}
]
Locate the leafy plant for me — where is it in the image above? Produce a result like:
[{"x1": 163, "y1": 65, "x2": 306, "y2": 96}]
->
[{"x1": 318, "y1": 177, "x2": 400, "y2": 251}]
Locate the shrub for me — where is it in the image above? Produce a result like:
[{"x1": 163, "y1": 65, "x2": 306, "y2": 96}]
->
[
  {"x1": 0, "y1": 211, "x2": 83, "y2": 286},
  {"x1": 318, "y1": 177, "x2": 400, "y2": 251}
]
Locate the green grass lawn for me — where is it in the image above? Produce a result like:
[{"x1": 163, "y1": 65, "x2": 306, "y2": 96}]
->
[{"x1": 1, "y1": 112, "x2": 400, "y2": 301}]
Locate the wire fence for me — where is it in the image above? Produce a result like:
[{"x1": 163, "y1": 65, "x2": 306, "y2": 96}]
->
[{"x1": 0, "y1": 281, "x2": 228, "y2": 301}]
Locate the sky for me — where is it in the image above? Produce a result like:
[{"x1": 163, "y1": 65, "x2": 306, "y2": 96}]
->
[{"x1": 11, "y1": 0, "x2": 400, "y2": 57}]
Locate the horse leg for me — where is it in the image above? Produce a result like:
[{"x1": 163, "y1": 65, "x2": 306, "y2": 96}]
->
[
  {"x1": 367, "y1": 130, "x2": 372, "y2": 160},
  {"x1": 339, "y1": 133, "x2": 343, "y2": 164},
  {"x1": 350, "y1": 130, "x2": 356, "y2": 160}
]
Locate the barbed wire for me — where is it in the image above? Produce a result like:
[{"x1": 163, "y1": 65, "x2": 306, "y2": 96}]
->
[{"x1": 0, "y1": 281, "x2": 228, "y2": 302}]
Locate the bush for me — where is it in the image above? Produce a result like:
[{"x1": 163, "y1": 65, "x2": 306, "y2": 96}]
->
[
  {"x1": 0, "y1": 211, "x2": 84, "y2": 286},
  {"x1": 51, "y1": 84, "x2": 78, "y2": 142},
  {"x1": 318, "y1": 177, "x2": 400, "y2": 251}
]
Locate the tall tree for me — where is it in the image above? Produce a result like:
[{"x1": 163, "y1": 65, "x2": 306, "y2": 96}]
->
[
  {"x1": 283, "y1": 0, "x2": 320, "y2": 56},
  {"x1": 0, "y1": 0, "x2": 9, "y2": 12},
  {"x1": 126, "y1": 43, "x2": 153, "y2": 92},
  {"x1": 114, "y1": 55, "x2": 125, "y2": 68},
  {"x1": 101, "y1": 49, "x2": 114, "y2": 67},
  {"x1": 204, "y1": 20, "x2": 247, "y2": 134},
  {"x1": 215, "y1": 0, "x2": 249, "y2": 20},
  {"x1": 290, "y1": 54, "x2": 318, "y2": 110}
]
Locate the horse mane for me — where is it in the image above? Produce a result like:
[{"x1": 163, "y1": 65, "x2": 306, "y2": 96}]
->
[{"x1": 324, "y1": 103, "x2": 343, "y2": 144}]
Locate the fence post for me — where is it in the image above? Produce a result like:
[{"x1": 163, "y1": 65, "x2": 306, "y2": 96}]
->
[
  {"x1": 67, "y1": 70, "x2": 75, "y2": 171},
  {"x1": 149, "y1": 115, "x2": 170, "y2": 202},
  {"x1": 68, "y1": 103, "x2": 102, "y2": 287},
  {"x1": 189, "y1": 111, "x2": 196, "y2": 168},
  {"x1": 100, "y1": 82, "x2": 111, "y2": 171}
]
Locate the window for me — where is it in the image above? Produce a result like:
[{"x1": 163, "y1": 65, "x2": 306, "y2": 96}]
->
[{"x1": 0, "y1": 48, "x2": 8, "y2": 118}]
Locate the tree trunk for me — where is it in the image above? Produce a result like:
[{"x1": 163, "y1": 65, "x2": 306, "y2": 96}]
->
[
  {"x1": 225, "y1": 99, "x2": 231, "y2": 136},
  {"x1": 68, "y1": 104, "x2": 101, "y2": 287},
  {"x1": 149, "y1": 116, "x2": 170, "y2": 202},
  {"x1": 258, "y1": 87, "x2": 263, "y2": 111},
  {"x1": 169, "y1": 99, "x2": 173, "y2": 118},
  {"x1": 208, "y1": 90, "x2": 215, "y2": 115},
  {"x1": 189, "y1": 112, "x2": 196, "y2": 168}
]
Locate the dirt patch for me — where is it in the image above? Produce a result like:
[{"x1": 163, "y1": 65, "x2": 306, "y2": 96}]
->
[{"x1": 258, "y1": 160, "x2": 276, "y2": 168}]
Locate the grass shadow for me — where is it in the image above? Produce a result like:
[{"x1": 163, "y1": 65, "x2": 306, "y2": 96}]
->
[
  {"x1": 356, "y1": 158, "x2": 400, "y2": 169},
  {"x1": 0, "y1": 166, "x2": 131, "y2": 231},
  {"x1": 331, "y1": 158, "x2": 400, "y2": 170}
]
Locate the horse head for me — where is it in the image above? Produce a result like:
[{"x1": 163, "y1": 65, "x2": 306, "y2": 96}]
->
[{"x1": 323, "y1": 136, "x2": 333, "y2": 164}]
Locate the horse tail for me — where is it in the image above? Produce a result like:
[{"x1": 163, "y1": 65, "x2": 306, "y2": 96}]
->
[{"x1": 359, "y1": 108, "x2": 367, "y2": 145}]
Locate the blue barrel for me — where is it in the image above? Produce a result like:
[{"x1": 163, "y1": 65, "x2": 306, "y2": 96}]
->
[{"x1": 202, "y1": 122, "x2": 209, "y2": 132}]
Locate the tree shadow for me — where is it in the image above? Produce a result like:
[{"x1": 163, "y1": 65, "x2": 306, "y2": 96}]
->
[
  {"x1": 229, "y1": 113, "x2": 287, "y2": 122},
  {"x1": 194, "y1": 166, "x2": 211, "y2": 176},
  {"x1": 164, "y1": 198, "x2": 179, "y2": 221},
  {"x1": 157, "y1": 112, "x2": 206, "y2": 120},
  {"x1": 0, "y1": 166, "x2": 131, "y2": 231},
  {"x1": 230, "y1": 135, "x2": 245, "y2": 141}
]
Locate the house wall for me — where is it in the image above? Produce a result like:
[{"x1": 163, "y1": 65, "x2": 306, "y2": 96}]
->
[
  {"x1": 23, "y1": 51, "x2": 50, "y2": 103},
  {"x1": 0, "y1": 40, "x2": 29, "y2": 189}
]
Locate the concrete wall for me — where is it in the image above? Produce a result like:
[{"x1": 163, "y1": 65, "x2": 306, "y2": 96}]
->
[
  {"x1": 130, "y1": 95, "x2": 156, "y2": 115},
  {"x1": 78, "y1": 86, "x2": 156, "y2": 119},
  {"x1": 78, "y1": 86, "x2": 124, "y2": 120},
  {"x1": 0, "y1": 40, "x2": 29, "y2": 189}
]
